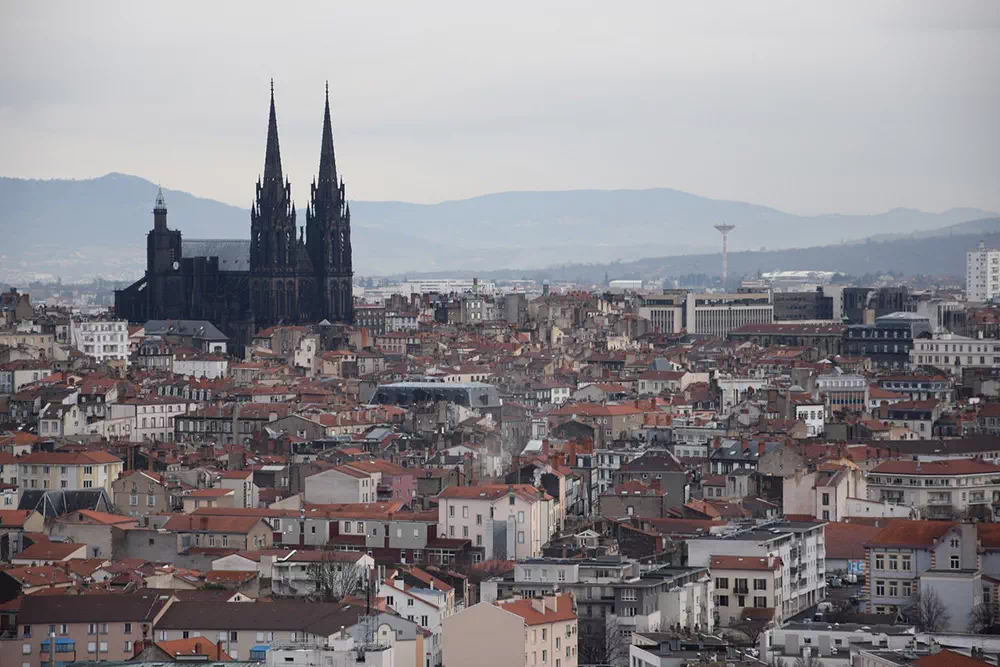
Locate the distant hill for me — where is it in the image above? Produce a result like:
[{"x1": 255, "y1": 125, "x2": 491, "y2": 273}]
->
[
  {"x1": 452, "y1": 227, "x2": 1000, "y2": 285},
  {"x1": 0, "y1": 173, "x2": 995, "y2": 280}
]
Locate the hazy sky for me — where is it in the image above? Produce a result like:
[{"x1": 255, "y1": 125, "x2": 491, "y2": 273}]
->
[{"x1": 1, "y1": 1, "x2": 998, "y2": 214}]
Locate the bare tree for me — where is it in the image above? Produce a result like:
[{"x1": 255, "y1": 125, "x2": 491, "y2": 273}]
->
[
  {"x1": 578, "y1": 617, "x2": 629, "y2": 667},
  {"x1": 968, "y1": 602, "x2": 998, "y2": 634},
  {"x1": 732, "y1": 616, "x2": 768, "y2": 648},
  {"x1": 305, "y1": 559, "x2": 366, "y2": 602},
  {"x1": 914, "y1": 589, "x2": 951, "y2": 632}
]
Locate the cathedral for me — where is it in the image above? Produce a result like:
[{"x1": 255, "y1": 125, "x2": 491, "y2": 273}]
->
[{"x1": 115, "y1": 83, "x2": 353, "y2": 347}]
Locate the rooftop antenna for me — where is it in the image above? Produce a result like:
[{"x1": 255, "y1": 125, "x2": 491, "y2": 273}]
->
[{"x1": 714, "y1": 224, "x2": 736, "y2": 286}]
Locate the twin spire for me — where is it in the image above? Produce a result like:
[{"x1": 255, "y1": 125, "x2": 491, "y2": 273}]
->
[{"x1": 261, "y1": 80, "x2": 338, "y2": 194}]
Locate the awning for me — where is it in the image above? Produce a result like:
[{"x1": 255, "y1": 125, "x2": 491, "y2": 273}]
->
[
  {"x1": 41, "y1": 638, "x2": 76, "y2": 647},
  {"x1": 251, "y1": 645, "x2": 270, "y2": 652}
]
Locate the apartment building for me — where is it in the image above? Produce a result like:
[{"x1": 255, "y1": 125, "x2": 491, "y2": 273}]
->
[
  {"x1": 816, "y1": 372, "x2": 869, "y2": 410},
  {"x1": 911, "y1": 333, "x2": 1000, "y2": 374},
  {"x1": 271, "y1": 551, "x2": 374, "y2": 597},
  {"x1": 864, "y1": 520, "x2": 981, "y2": 631},
  {"x1": 783, "y1": 466, "x2": 913, "y2": 522},
  {"x1": 874, "y1": 375, "x2": 952, "y2": 403},
  {"x1": 548, "y1": 403, "x2": 645, "y2": 449},
  {"x1": 866, "y1": 459, "x2": 1000, "y2": 520},
  {"x1": 304, "y1": 464, "x2": 381, "y2": 504},
  {"x1": 111, "y1": 470, "x2": 178, "y2": 516},
  {"x1": 107, "y1": 396, "x2": 198, "y2": 443},
  {"x1": 710, "y1": 555, "x2": 783, "y2": 627},
  {"x1": 217, "y1": 470, "x2": 259, "y2": 509},
  {"x1": 967, "y1": 241, "x2": 1000, "y2": 303},
  {"x1": 69, "y1": 319, "x2": 129, "y2": 364},
  {"x1": 484, "y1": 557, "x2": 713, "y2": 644},
  {"x1": 437, "y1": 484, "x2": 555, "y2": 560},
  {"x1": 443, "y1": 594, "x2": 578, "y2": 667},
  {"x1": 161, "y1": 514, "x2": 272, "y2": 552},
  {"x1": 181, "y1": 489, "x2": 235, "y2": 513},
  {"x1": 686, "y1": 291, "x2": 773, "y2": 338},
  {"x1": 379, "y1": 577, "x2": 449, "y2": 665},
  {"x1": 687, "y1": 521, "x2": 827, "y2": 618},
  {"x1": 0, "y1": 361, "x2": 53, "y2": 395},
  {"x1": 614, "y1": 454, "x2": 687, "y2": 488},
  {"x1": 16, "y1": 451, "x2": 122, "y2": 493},
  {"x1": 0, "y1": 592, "x2": 169, "y2": 667}
]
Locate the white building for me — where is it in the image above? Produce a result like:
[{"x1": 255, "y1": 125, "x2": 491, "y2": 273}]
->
[
  {"x1": 173, "y1": 353, "x2": 229, "y2": 379},
  {"x1": 70, "y1": 319, "x2": 129, "y2": 364},
  {"x1": 686, "y1": 291, "x2": 773, "y2": 338},
  {"x1": 710, "y1": 554, "x2": 784, "y2": 627},
  {"x1": 866, "y1": 459, "x2": 1000, "y2": 520},
  {"x1": 437, "y1": 484, "x2": 555, "y2": 560},
  {"x1": 687, "y1": 521, "x2": 827, "y2": 618},
  {"x1": 910, "y1": 332, "x2": 1000, "y2": 375},
  {"x1": 967, "y1": 241, "x2": 1000, "y2": 303}
]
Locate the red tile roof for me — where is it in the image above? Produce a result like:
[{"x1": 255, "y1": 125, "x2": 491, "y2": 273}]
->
[
  {"x1": 823, "y1": 522, "x2": 885, "y2": 560},
  {"x1": 18, "y1": 450, "x2": 121, "y2": 465},
  {"x1": 866, "y1": 520, "x2": 957, "y2": 548},
  {"x1": 155, "y1": 638, "x2": 231, "y2": 661},
  {"x1": 0, "y1": 509, "x2": 36, "y2": 528},
  {"x1": 709, "y1": 555, "x2": 781, "y2": 571},
  {"x1": 497, "y1": 593, "x2": 577, "y2": 626},
  {"x1": 913, "y1": 650, "x2": 992, "y2": 667},
  {"x1": 163, "y1": 514, "x2": 263, "y2": 533},
  {"x1": 15, "y1": 541, "x2": 85, "y2": 561}
]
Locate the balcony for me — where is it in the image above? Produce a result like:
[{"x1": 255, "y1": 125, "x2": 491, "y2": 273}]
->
[{"x1": 734, "y1": 584, "x2": 749, "y2": 595}]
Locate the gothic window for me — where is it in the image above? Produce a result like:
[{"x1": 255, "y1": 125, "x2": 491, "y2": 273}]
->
[{"x1": 276, "y1": 286, "x2": 286, "y2": 318}]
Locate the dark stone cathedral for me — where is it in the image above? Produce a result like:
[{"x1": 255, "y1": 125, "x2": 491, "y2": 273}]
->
[{"x1": 115, "y1": 83, "x2": 353, "y2": 347}]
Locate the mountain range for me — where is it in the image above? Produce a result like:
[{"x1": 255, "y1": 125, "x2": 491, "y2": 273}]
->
[{"x1": 0, "y1": 173, "x2": 996, "y2": 281}]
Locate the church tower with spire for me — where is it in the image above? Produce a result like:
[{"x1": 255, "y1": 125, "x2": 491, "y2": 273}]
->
[
  {"x1": 249, "y1": 81, "x2": 309, "y2": 328},
  {"x1": 116, "y1": 80, "x2": 354, "y2": 352},
  {"x1": 306, "y1": 82, "x2": 353, "y2": 323}
]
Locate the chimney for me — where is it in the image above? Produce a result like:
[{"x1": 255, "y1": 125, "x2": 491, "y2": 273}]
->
[
  {"x1": 530, "y1": 598, "x2": 545, "y2": 614},
  {"x1": 544, "y1": 594, "x2": 558, "y2": 612}
]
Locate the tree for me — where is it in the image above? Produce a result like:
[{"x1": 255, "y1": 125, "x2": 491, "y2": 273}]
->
[
  {"x1": 578, "y1": 617, "x2": 629, "y2": 667},
  {"x1": 305, "y1": 558, "x2": 366, "y2": 602},
  {"x1": 968, "y1": 602, "x2": 999, "y2": 634},
  {"x1": 732, "y1": 616, "x2": 768, "y2": 648},
  {"x1": 914, "y1": 589, "x2": 951, "y2": 632}
]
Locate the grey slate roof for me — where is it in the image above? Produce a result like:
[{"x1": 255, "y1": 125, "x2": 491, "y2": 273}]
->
[
  {"x1": 17, "y1": 489, "x2": 112, "y2": 518},
  {"x1": 18, "y1": 591, "x2": 168, "y2": 623},
  {"x1": 182, "y1": 239, "x2": 250, "y2": 272},
  {"x1": 143, "y1": 319, "x2": 229, "y2": 341},
  {"x1": 155, "y1": 600, "x2": 364, "y2": 635}
]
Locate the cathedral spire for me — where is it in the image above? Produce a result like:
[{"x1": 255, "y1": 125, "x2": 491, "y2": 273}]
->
[
  {"x1": 317, "y1": 80, "x2": 338, "y2": 189},
  {"x1": 263, "y1": 79, "x2": 283, "y2": 186}
]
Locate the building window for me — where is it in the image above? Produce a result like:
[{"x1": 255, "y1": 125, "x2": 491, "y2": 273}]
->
[
  {"x1": 717, "y1": 595, "x2": 729, "y2": 607},
  {"x1": 875, "y1": 580, "x2": 885, "y2": 596},
  {"x1": 875, "y1": 554, "x2": 884, "y2": 570},
  {"x1": 754, "y1": 596, "x2": 767, "y2": 608},
  {"x1": 951, "y1": 555, "x2": 961, "y2": 570}
]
